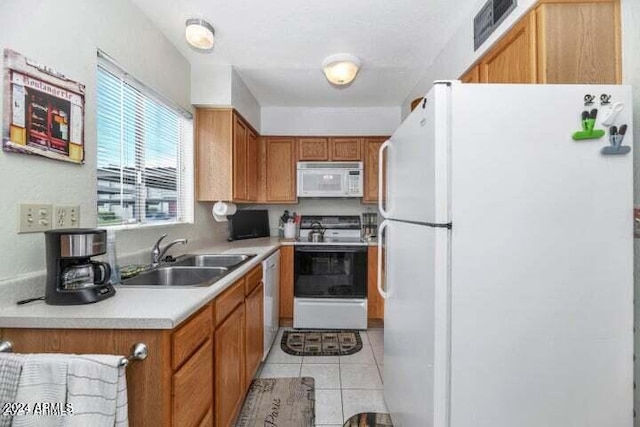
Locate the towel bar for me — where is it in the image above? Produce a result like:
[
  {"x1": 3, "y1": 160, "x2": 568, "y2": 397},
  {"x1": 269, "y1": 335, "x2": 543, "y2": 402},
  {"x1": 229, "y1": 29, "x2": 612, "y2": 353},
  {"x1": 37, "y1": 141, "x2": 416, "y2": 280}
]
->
[{"x1": 0, "y1": 339, "x2": 148, "y2": 367}]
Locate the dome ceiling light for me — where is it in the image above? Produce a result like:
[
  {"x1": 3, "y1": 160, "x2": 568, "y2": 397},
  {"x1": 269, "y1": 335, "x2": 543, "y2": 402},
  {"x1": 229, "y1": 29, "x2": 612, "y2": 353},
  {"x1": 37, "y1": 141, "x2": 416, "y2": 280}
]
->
[
  {"x1": 185, "y1": 18, "x2": 215, "y2": 52},
  {"x1": 322, "y1": 54, "x2": 361, "y2": 86}
]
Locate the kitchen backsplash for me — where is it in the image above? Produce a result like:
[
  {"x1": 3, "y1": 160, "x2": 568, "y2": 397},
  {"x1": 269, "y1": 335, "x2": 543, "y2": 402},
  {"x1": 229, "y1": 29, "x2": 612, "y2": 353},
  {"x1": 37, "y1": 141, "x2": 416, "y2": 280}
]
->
[{"x1": 239, "y1": 199, "x2": 380, "y2": 237}]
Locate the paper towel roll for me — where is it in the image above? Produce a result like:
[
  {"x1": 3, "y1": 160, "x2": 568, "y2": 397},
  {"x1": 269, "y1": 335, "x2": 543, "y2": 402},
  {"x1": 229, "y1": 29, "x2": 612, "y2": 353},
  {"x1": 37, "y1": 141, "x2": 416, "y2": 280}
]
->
[
  {"x1": 213, "y1": 201, "x2": 237, "y2": 216},
  {"x1": 212, "y1": 201, "x2": 237, "y2": 222}
]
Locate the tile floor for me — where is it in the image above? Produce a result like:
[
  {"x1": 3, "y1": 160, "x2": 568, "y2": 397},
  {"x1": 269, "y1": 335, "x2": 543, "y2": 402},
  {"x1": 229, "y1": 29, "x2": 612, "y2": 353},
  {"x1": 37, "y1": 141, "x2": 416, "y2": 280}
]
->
[{"x1": 256, "y1": 328, "x2": 387, "y2": 426}]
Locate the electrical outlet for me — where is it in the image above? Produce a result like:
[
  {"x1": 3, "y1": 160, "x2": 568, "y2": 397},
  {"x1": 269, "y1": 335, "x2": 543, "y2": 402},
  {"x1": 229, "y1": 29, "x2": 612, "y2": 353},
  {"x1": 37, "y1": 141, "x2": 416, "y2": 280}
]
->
[
  {"x1": 54, "y1": 205, "x2": 81, "y2": 229},
  {"x1": 18, "y1": 204, "x2": 53, "y2": 233}
]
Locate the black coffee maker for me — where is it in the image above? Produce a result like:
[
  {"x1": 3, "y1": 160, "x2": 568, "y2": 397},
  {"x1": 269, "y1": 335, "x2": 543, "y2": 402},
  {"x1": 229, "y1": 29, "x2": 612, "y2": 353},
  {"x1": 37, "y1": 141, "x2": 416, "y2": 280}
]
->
[{"x1": 45, "y1": 229, "x2": 116, "y2": 305}]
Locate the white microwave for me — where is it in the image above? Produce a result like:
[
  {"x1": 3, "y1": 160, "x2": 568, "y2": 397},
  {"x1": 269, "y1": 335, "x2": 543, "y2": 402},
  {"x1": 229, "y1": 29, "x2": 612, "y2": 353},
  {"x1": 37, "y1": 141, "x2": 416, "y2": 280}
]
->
[{"x1": 297, "y1": 162, "x2": 363, "y2": 197}]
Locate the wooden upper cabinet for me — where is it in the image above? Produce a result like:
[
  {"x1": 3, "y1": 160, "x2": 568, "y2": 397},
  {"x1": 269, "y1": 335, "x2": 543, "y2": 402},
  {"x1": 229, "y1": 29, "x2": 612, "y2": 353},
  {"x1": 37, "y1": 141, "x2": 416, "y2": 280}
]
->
[
  {"x1": 195, "y1": 108, "x2": 259, "y2": 203},
  {"x1": 362, "y1": 137, "x2": 387, "y2": 204},
  {"x1": 265, "y1": 137, "x2": 297, "y2": 203},
  {"x1": 246, "y1": 130, "x2": 259, "y2": 201},
  {"x1": 232, "y1": 116, "x2": 248, "y2": 201},
  {"x1": 460, "y1": 65, "x2": 480, "y2": 83},
  {"x1": 298, "y1": 138, "x2": 329, "y2": 161},
  {"x1": 480, "y1": 12, "x2": 537, "y2": 83},
  {"x1": 536, "y1": 1, "x2": 620, "y2": 84},
  {"x1": 330, "y1": 138, "x2": 361, "y2": 161}
]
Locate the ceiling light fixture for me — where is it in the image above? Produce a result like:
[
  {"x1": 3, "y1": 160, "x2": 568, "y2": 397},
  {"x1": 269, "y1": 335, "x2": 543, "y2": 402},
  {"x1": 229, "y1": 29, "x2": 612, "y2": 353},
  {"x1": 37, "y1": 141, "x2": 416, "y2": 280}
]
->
[
  {"x1": 322, "y1": 54, "x2": 361, "y2": 86},
  {"x1": 185, "y1": 18, "x2": 215, "y2": 52}
]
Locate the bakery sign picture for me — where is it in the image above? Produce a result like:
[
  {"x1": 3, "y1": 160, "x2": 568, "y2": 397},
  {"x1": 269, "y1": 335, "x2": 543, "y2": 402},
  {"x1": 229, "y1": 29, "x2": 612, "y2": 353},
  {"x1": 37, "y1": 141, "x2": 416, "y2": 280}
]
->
[{"x1": 2, "y1": 49, "x2": 85, "y2": 164}]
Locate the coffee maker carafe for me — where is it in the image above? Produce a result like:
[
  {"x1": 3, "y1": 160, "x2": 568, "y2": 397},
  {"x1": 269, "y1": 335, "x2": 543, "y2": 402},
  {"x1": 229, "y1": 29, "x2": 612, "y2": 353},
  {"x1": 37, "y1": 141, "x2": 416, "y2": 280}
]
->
[{"x1": 45, "y1": 229, "x2": 116, "y2": 305}]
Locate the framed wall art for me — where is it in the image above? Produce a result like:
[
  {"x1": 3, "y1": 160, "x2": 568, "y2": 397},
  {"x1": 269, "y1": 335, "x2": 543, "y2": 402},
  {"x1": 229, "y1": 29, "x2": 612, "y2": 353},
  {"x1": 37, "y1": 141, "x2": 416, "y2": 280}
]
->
[{"x1": 3, "y1": 49, "x2": 85, "y2": 164}]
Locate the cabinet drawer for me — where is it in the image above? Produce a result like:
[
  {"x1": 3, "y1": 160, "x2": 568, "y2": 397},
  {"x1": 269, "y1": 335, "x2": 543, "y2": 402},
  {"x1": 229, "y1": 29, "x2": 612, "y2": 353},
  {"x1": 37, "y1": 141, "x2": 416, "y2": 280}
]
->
[
  {"x1": 245, "y1": 264, "x2": 263, "y2": 296},
  {"x1": 172, "y1": 304, "x2": 213, "y2": 370},
  {"x1": 172, "y1": 339, "x2": 213, "y2": 427},
  {"x1": 216, "y1": 278, "x2": 245, "y2": 326}
]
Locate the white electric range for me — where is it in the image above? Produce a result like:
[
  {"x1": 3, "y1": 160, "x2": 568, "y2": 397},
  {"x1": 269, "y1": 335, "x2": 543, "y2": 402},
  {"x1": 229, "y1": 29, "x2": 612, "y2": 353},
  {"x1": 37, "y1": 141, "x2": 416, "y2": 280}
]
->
[{"x1": 293, "y1": 215, "x2": 368, "y2": 329}]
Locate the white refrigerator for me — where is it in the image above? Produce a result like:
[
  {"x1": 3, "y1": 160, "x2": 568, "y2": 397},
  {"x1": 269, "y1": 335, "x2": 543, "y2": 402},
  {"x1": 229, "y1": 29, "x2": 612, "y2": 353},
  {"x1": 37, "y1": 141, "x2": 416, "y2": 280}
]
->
[{"x1": 378, "y1": 82, "x2": 633, "y2": 427}]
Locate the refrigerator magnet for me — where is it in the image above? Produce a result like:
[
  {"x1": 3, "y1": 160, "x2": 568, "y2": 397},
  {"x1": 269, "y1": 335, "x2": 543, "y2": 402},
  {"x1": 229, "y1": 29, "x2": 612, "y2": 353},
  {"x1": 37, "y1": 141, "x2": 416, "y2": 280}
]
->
[
  {"x1": 572, "y1": 109, "x2": 605, "y2": 140},
  {"x1": 601, "y1": 124, "x2": 630, "y2": 155}
]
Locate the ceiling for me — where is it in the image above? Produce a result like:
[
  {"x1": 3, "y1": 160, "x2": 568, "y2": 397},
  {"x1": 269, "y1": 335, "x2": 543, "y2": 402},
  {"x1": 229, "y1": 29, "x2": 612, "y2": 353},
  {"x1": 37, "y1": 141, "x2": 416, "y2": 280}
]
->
[{"x1": 130, "y1": 0, "x2": 475, "y2": 107}]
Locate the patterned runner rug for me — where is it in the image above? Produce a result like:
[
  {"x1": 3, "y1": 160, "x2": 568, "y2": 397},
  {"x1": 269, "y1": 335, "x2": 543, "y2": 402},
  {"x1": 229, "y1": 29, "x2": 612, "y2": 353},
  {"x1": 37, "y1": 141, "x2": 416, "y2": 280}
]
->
[
  {"x1": 344, "y1": 412, "x2": 393, "y2": 426},
  {"x1": 235, "y1": 377, "x2": 315, "y2": 427},
  {"x1": 281, "y1": 330, "x2": 363, "y2": 356}
]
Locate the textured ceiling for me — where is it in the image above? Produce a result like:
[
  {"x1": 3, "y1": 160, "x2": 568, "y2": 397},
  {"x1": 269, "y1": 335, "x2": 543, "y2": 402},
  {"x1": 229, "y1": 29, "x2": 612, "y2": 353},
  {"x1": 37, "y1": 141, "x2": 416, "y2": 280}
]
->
[{"x1": 130, "y1": 0, "x2": 475, "y2": 107}]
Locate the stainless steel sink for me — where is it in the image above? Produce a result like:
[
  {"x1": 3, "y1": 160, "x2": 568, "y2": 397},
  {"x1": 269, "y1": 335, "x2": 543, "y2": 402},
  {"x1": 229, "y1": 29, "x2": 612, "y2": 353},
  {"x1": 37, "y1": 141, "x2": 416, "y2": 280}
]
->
[
  {"x1": 173, "y1": 254, "x2": 254, "y2": 268},
  {"x1": 122, "y1": 266, "x2": 228, "y2": 287},
  {"x1": 120, "y1": 254, "x2": 256, "y2": 287}
]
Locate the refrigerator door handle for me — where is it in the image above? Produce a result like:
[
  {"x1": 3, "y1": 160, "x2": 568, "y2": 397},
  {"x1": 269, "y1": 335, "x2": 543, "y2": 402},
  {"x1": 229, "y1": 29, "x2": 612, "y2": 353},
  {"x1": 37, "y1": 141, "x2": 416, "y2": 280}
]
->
[
  {"x1": 377, "y1": 219, "x2": 389, "y2": 300},
  {"x1": 378, "y1": 140, "x2": 391, "y2": 218}
]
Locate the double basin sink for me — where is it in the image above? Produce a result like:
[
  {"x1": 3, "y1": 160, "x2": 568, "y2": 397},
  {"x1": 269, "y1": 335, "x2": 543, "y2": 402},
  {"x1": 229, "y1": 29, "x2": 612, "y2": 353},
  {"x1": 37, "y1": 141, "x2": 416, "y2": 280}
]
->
[{"x1": 121, "y1": 254, "x2": 256, "y2": 287}]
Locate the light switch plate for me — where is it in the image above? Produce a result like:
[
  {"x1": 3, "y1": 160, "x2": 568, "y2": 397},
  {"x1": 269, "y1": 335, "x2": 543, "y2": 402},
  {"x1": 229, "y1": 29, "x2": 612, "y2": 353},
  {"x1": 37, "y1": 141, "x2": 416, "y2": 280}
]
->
[
  {"x1": 18, "y1": 204, "x2": 52, "y2": 233},
  {"x1": 54, "y1": 205, "x2": 80, "y2": 229}
]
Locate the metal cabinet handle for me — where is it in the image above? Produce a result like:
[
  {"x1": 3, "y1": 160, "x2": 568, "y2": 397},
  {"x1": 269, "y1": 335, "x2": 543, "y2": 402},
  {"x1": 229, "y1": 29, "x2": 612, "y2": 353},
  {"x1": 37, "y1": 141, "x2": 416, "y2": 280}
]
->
[
  {"x1": 377, "y1": 220, "x2": 388, "y2": 300},
  {"x1": 378, "y1": 140, "x2": 391, "y2": 218}
]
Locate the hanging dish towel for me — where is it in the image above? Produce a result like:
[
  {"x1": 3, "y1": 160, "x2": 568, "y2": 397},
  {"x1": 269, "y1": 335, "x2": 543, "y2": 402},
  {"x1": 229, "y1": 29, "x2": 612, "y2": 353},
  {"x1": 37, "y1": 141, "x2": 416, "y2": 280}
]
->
[
  {"x1": 12, "y1": 354, "x2": 67, "y2": 427},
  {"x1": 0, "y1": 353, "x2": 23, "y2": 427},
  {"x1": 65, "y1": 355, "x2": 128, "y2": 427}
]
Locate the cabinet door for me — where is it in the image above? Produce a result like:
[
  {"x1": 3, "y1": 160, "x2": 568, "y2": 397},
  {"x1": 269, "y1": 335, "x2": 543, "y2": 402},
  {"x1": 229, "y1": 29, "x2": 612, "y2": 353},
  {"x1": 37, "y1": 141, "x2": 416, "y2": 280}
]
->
[
  {"x1": 265, "y1": 137, "x2": 297, "y2": 202},
  {"x1": 279, "y1": 245, "x2": 294, "y2": 320},
  {"x1": 362, "y1": 137, "x2": 387, "y2": 203},
  {"x1": 298, "y1": 137, "x2": 329, "y2": 160},
  {"x1": 246, "y1": 129, "x2": 259, "y2": 201},
  {"x1": 367, "y1": 246, "x2": 384, "y2": 320},
  {"x1": 480, "y1": 12, "x2": 537, "y2": 83},
  {"x1": 330, "y1": 138, "x2": 361, "y2": 161},
  {"x1": 460, "y1": 65, "x2": 480, "y2": 83},
  {"x1": 536, "y1": 1, "x2": 619, "y2": 84},
  {"x1": 215, "y1": 304, "x2": 245, "y2": 427},
  {"x1": 173, "y1": 339, "x2": 213, "y2": 427},
  {"x1": 233, "y1": 116, "x2": 248, "y2": 201},
  {"x1": 245, "y1": 282, "x2": 264, "y2": 388}
]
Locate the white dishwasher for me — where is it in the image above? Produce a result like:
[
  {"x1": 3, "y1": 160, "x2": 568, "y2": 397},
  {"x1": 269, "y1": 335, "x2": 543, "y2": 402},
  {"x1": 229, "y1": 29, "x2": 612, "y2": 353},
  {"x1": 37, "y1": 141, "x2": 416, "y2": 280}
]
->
[{"x1": 262, "y1": 250, "x2": 280, "y2": 360}]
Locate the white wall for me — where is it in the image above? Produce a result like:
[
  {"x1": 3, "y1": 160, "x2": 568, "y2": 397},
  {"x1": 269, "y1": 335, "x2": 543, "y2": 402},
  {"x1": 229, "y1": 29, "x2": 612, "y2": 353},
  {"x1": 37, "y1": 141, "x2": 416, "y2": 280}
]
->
[
  {"x1": 0, "y1": 0, "x2": 227, "y2": 285},
  {"x1": 191, "y1": 64, "x2": 262, "y2": 131},
  {"x1": 261, "y1": 106, "x2": 401, "y2": 136},
  {"x1": 191, "y1": 64, "x2": 232, "y2": 106},
  {"x1": 231, "y1": 68, "x2": 261, "y2": 131},
  {"x1": 401, "y1": 0, "x2": 538, "y2": 117}
]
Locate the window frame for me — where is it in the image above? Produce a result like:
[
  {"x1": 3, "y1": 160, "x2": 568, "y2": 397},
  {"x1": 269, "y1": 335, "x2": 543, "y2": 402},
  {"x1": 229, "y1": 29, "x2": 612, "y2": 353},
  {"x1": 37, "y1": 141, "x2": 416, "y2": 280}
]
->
[{"x1": 96, "y1": 50, "x2": 194, "y2": 229}]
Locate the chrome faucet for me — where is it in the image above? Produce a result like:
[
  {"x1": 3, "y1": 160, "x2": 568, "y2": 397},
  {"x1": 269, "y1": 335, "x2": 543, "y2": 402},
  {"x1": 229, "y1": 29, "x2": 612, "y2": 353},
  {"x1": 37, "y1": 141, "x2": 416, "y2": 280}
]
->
[{"x1": 151, "y1": 234, "x2": 188, "y2": 266}]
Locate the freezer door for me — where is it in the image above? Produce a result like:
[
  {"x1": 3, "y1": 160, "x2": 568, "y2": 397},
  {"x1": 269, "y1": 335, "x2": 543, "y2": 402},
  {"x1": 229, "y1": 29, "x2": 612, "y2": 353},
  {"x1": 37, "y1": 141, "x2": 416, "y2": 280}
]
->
[
  {"x1": 382, "y1": 219, "x2": 451, "y2": 427},
  {"x1": 383, "y1": 83, "x2": 451, "y2": 224}
]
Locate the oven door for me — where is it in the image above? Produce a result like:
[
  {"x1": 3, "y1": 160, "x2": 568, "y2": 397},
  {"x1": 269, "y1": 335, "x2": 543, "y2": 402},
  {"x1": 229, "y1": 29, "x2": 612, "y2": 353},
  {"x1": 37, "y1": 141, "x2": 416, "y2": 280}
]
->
[{"x1": 294, "y1": 245, "x2": 368, "y2": 298}]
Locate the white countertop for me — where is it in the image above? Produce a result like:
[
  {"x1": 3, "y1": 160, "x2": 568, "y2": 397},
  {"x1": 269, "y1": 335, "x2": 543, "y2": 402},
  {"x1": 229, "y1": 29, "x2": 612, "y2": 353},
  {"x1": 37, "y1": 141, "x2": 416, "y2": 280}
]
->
[{"x1": 0, "y1": 238, "x2": 282, "y2": 330}]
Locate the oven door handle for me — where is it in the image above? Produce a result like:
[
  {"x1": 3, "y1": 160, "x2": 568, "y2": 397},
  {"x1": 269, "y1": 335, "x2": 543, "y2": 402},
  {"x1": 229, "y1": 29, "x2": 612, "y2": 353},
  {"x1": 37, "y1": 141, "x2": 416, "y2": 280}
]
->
[
  {"x1": 377, "y1": 220, "x2": 388, "y2": 300},
  {"x1": 295, "y1": 246, "x2": 367, "y2": 253}
]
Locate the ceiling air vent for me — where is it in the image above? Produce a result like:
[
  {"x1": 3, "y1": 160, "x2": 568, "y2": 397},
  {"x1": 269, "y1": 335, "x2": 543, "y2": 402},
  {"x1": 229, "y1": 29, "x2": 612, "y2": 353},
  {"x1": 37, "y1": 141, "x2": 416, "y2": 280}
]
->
[{"x1": 474, "y1": 0, "x2": 517, "y2": 50}]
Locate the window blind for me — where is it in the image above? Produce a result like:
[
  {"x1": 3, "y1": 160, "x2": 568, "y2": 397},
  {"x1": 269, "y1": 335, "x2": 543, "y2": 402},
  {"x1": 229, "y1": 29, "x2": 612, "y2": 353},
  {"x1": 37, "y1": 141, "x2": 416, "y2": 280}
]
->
[{"x1": 96, "y1": 52, "x2": 193, "y2": 227}]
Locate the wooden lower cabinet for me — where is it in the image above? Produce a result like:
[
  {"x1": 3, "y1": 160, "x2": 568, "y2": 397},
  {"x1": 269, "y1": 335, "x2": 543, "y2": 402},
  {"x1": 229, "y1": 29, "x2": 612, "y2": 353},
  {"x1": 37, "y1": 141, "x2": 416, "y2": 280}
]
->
[
  {"x1": 173, "y1": 339, "x2": 213, "y2": 427},
  {"x1": 279, "y1": 246, "x2": 294, "y2": 322},
  {"x1": 0, "y1": 262, "x2": 269, "y2": 427},
  {"x1": 215, "y1": 301, "x2": 245, "y2": 427},
  {"x1": 367, "y1": 246, "x2": 384, "y2": 321},
  {"x1": 244, "y1": 282, "x2": 264, "y2": 388}
]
